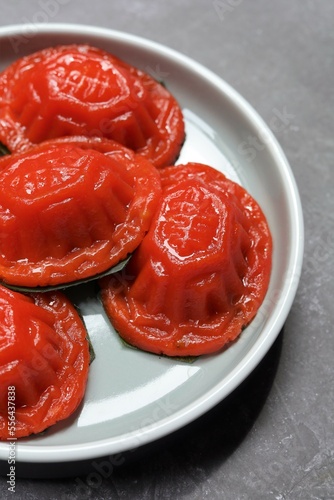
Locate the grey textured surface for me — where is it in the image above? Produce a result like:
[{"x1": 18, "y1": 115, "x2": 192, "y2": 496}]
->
[{"x1": 0, "y1": 1, "x2": 333, "y2": 499}]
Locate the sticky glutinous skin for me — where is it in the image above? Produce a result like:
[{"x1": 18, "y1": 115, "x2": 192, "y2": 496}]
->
[
  {"x1": 0, "y1": 285, "x2": 90, "y2": 439},
  {"x1": 0, "y1": 44, "x2": 185, "y2": 168},
  {"x1": 100, "y1": 163, "x2": 273, "y2": 357},
  {"x1": 0, "y1": 137, "x2": 162, "y2": 288}
]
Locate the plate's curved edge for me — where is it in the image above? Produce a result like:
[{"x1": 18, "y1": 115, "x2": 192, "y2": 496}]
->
[{"x1": 0, "y1": 23, "x2": 304, "y2": 465}]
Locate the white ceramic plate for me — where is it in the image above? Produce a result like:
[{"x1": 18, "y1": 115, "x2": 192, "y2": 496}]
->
[{"x1": 0, "y1": 24, "x2": 303, "y2": 464}]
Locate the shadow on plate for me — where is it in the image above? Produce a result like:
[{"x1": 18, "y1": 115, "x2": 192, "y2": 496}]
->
[{"x1": 0, "y1": 327, "x2": 283, "y2": 483}]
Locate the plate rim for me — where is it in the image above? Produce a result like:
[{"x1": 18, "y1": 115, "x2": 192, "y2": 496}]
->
[{"x1": 0, "y1": 22, "x2": 304, "y2": 464}]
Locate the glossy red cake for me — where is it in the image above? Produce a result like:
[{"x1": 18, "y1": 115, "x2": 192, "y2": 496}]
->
[
  {"x1": 0, "y1": 137, "x2": 161, "y2": 288},
  {"x1": 0, "y1": 285, "x2": 90, "y2": 439},
  {"x1": 0, "y1": 44, "x2": 185, "y2": 167},
  {"x1": 100, "y1": 163, "x2": 273, "y2": 357}
]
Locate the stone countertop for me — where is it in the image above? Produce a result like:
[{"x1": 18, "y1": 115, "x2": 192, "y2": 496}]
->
[{"x1": 0, "y1": 1, "x2": 333, "y2": 499}]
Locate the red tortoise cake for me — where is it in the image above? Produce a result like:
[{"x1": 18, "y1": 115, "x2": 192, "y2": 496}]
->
[
  {"x1": 0, "y1": 44, "x2": 185, "y2": 167},
  {"x1": 100, "y1": 162, "x2": 273, "y2": 357},
  {"x1": 0, "y1": 137, "x2": 161, "y2": 288},
  {"x1": 0, "y1": 285, "x2": 90, "y2": 439}
]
